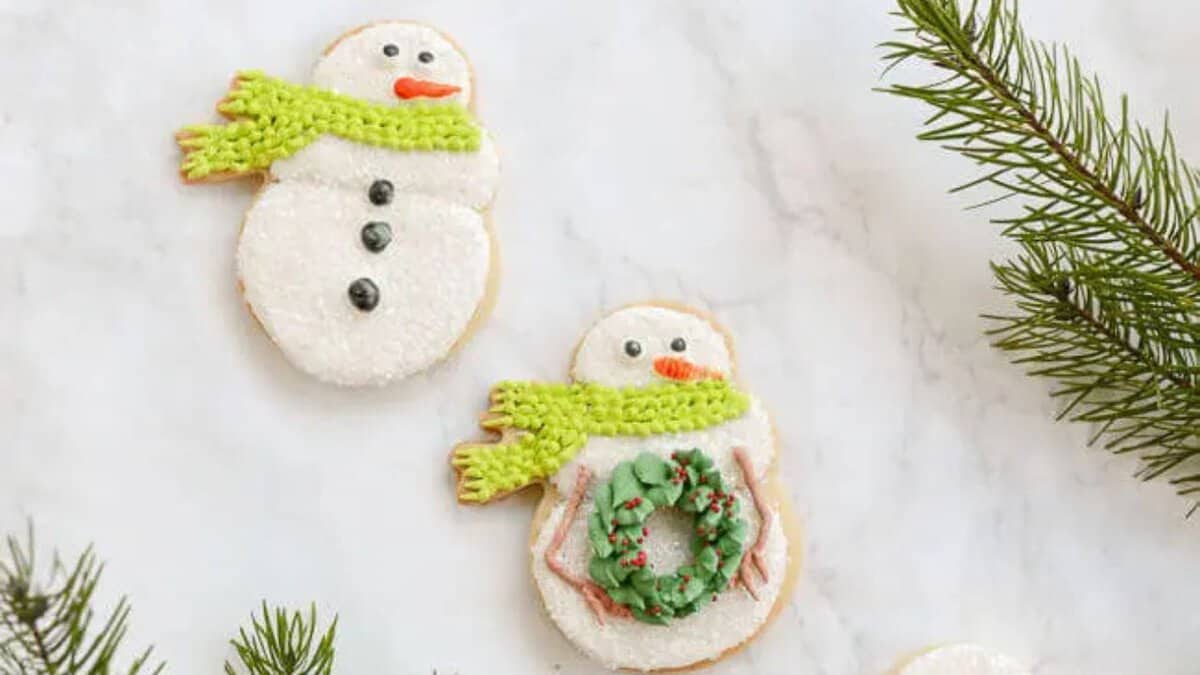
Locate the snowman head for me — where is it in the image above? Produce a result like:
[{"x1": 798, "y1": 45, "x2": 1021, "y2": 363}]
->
[
  {"x1": 314, "y1": 22, "x2": 474, "y2": 107},
  {"x1": 571, "y1": 305, "x2": 735, "y2": 388}
]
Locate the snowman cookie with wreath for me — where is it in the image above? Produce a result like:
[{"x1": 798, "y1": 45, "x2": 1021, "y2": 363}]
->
[
  {"x1": 177, "y1": 22, "x2": 500, "y2": 386},
  {"x1": 453, "y1": 303, "x2": 801, "y2": 671}
]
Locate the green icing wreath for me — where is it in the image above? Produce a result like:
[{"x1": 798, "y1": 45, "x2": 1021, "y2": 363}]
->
[{"x1": 586, "y1": 449, "x2": 747, "y2": 625}]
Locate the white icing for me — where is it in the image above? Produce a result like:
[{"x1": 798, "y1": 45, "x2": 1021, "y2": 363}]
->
[
  {"x1": 238, "y1": 22, "x2": 498, "y2": 386},
  {"x1": 312, "y1": 23, "x2": 472, "y2": 107},
  {"x1": 238, "y1": 182, "x2": 489, "y2": 386},
  {"x1": 897, "y1": 645, "x2": 1030, "y2": 675},
  {"x1": 534, "y1": 306, "x2": 788, "y2": 670},
  {"x1": 571, "y1": 306, "x2": 735, "y2": 388},
  {"x1": 532, "y1": 485, "x2": 788, "y2": 670},
  {"x1": 271, "y1": 132, "x2": 500, "y2": 209}
]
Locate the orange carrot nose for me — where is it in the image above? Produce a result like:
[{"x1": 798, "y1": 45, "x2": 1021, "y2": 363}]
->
[
  {"x1": 393, "y1": 77, "x2": 461, "y2": 100},
  {"x1": 653, "y1": 356, "x2": 723, "y2": 382}
]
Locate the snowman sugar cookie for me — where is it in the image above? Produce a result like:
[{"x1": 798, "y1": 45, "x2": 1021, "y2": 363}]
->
[
  {"x1": 451, "y1": 303, "x2": 801, "y2": 671},
  {"x1": 177, "y1": 22, "x2": 500, "y2": 386}
]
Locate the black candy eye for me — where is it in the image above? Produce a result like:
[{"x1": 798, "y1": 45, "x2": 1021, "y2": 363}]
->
[
  {"x1": 670, "y1": 337, "x2": 687, "y2": 352},
  {"x1": 623, "y1": 340, "x2": 643, "y2": 358},
  {"x1": 418, "y1": 50, "x2": 435, "y2": 64},
  {"x1": 382, "y1": 43, "x2": 399, "y2": 57}
]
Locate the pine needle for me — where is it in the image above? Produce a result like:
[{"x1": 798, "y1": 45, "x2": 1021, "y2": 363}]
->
[
  {"x1": 0, "y1": 522, "x2": 164, "y2": 674},
  {"x1": 224, "y1": 602, "x2": 337, "y2": 675},
  {"x1": 879, "y1": 0, "x2": 1200, "y2": 505}
]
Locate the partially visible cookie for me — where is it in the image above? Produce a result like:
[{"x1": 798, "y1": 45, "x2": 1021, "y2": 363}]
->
[
  {"x1": 891, "y1": 644, "x2": 1030, "y2": 675},
  {"x1": 177, "y1": 22, "x2": 500, "y2": 386},
  {"x1": 452, "y1": 302, "x2": 802, "y2": 671}
]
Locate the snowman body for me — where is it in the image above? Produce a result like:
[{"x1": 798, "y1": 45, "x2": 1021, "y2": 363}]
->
[
  {"x1": 531, "y1": 397, "x2": 791, "y2": 670},
  {"x1": 238, "y1": 134, "x2": 499, "y2": 386}
]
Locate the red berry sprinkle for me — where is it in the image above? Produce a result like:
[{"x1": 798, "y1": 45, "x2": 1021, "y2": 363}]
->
[{"x1": 642, "y1": 527, "x2": 649, "y2": 536}]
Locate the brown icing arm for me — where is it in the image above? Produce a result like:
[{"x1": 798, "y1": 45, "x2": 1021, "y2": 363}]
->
[
  {"x1": 544, "y1": 466, "x2": 630, "y2": 623},
  {"x1": 734, "y1": 447, "x2": 772, "y2": 599}
]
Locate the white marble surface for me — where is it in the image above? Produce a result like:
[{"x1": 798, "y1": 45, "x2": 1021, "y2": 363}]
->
[{"x1": 2, "y1": 1, "x2": 1199, "y2": 673}]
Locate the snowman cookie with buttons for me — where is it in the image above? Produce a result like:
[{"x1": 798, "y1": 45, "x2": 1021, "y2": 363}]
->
[
  {"x1": 452, "y1": 303, "x2": 801, "y2": 671},
  {"x1": 177, "y1": 22, "x2": 499, "y2": 386}
]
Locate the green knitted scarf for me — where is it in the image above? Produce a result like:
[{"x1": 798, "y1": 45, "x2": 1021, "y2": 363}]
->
[
  {"x1": 177, "y1": 71, "x2": 481, "y2": 180},
  {"x1": 453, "y1": 380, "x2": 750, "y2": 503}
]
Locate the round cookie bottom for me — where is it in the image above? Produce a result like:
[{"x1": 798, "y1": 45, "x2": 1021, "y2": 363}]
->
[
  {"x1": 528, "y1": 470, "x2": 801, "y2": 672},
  {"x1": 233, "y1": 177, "x2": 500, "y2": 387}
]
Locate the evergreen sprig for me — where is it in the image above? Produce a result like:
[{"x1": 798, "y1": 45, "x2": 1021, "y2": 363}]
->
[
  {"x1": 223, "y1": 603, "x2": 337, "y2": 675},
  {"x1": 879, "y1": 0, "x2": 1200, "y2": 505},
  {"x1": 0, "y1": 524, "x2": 163, "y2": 674}
]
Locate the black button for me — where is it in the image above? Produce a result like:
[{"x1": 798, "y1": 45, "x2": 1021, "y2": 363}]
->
[
  {"x1": 368, "y1": 180, "x2": 394, "y2": 206},
  {"x1": 348, "y1": 278, "x2": 380, "y2": 312},
  {"x1": 361, "y1": 222, "x2": 393, "y2": 253}
]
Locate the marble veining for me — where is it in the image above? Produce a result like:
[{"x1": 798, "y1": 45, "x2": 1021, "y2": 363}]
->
[{"x1": 2, "y1": 1, "x2": 1199, "y2": 673}]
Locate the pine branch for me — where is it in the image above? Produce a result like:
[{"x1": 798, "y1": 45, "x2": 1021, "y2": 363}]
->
[
  {"x1": 879, "y1": 0, "x2": 1200, "y2": 505},
  {"x1": 224, "y1": 603, "x2": 337, "y2": 675},
  {"x1": 0, "y1": 523, "x2": 164, "y2": 674}
]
